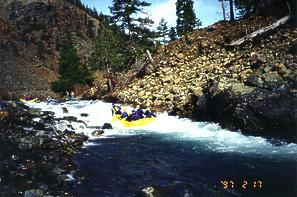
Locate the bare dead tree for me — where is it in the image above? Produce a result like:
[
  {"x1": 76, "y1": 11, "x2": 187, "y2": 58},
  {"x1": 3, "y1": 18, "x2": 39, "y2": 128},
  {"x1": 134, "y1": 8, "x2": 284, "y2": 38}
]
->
[{"x1": 220, "y1": 0, "x2": 227, "y2": 21}]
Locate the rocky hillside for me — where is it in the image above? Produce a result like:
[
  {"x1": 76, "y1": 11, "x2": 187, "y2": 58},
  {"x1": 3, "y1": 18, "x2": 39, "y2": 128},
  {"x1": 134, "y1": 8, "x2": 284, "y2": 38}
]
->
[
  {"x1": 0, "y1": 0, "x2": 100, "y2": 98},
  {"x1": 115, "y1": 16, "x2": 297, "y2": 141}
]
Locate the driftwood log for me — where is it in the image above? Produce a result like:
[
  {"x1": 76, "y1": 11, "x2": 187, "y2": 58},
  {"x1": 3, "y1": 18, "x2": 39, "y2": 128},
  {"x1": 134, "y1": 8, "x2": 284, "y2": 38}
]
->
[
  {"x1": 146, "y1": 50, "x2": 156, "y2": 70},
  {"x1": 227, "y1": 15, "x2": 291, "y2": 46}
]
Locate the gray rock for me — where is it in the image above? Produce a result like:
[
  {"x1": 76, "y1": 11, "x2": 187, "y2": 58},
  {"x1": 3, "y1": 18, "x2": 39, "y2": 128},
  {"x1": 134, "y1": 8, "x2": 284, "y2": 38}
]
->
[
  {"x1": 263, "y1": 65, "x2": 273, "y2": 73},
  {"x1": 92, "y1": 130, "x2": 104, "y2": 137},
  {"x1": 102, "y1": 123, "x2": 112, "y2": 130}
]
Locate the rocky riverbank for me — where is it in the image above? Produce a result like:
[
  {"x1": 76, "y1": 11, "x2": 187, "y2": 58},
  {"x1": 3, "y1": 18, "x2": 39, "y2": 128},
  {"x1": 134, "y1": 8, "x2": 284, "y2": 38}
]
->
[
  {"x1": 0, "y1": 101, "x2": 88, "y2": 195},
  {"x1": 114, "y1": 16, "x2": 297, "y2": 142}
]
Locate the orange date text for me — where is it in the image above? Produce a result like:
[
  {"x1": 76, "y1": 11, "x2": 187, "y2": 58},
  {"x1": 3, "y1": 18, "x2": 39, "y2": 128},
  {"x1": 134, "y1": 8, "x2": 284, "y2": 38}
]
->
[{"x1": 220, "y1": 180, "x2": 263, "y2": 189}]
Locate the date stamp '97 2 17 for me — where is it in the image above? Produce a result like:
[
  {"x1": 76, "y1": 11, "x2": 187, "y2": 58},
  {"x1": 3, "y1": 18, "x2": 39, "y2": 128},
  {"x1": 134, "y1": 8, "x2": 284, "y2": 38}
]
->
[{"x1": 220, "y1": 180, "x2": 263, "y2": 190}]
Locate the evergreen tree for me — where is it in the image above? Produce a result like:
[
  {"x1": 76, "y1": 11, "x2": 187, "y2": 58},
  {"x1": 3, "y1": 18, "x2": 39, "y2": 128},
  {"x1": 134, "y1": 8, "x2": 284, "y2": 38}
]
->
[
  {"x1": 109, "y1": 0, "x2": 154, "y2": 37},
  {"x1": 156, "y1": 17, "x2": 169, "y2": 44},
  {"x1": 98, "y1": 12, "x2": 111, "y2": 26},
  {"x1": 52, "y1": 33, "x2": 92, "y2": 93},
  {"x1": 93, "y1": 7, "x2": 99, "y2": 17},
  {"x1": 234, "y1": 0, "x2": 295, "y2": 17},
  {"x1": 176, "y1": 0, "x2": 201, "y2": 36},
  {"x1": 169, "y1": 27, "x2": 177, "y2": 41}
]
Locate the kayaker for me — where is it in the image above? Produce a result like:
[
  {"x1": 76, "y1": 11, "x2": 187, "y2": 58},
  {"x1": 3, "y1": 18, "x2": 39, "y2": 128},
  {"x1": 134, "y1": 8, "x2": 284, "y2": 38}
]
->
[
  {"x1": 136, "y1": 109, "x2": 145, "y2": 119},
  {"x1": 144, "y1": 110, "x2": 157, "y2": 118},
  {"x1": 120, "y1": 111, "x2": 128, "y2": 119},
  {"x1": 126, "y1": 110, "x2": 138, "y2": 121},
  {"x1": 24, "y1": 94, "x2": 33, "y2": 101},
  {"x1": 112, "y1": 104, "x2": 122, "y2": 115}
]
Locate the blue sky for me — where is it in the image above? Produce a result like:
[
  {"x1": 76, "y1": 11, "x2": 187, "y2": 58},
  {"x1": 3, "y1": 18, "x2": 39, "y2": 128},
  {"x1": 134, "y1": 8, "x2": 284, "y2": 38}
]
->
[{"x1": 82, "y1": 0, "x2": 223, "y2": 29}]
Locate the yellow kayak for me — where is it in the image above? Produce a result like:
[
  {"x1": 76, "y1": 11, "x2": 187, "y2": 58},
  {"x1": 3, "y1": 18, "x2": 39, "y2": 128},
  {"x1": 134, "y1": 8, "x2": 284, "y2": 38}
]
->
[
  {"x1": 20, "y1": 98, "x2": 38, "y2": 103},
  {"x1": 113, "y1": 114, "x2": 156, "y2": 128}
]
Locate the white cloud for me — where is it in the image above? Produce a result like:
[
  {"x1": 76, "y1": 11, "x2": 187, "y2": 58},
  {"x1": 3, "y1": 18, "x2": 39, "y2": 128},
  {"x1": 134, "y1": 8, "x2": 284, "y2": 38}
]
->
[
  {"x1": 149, "y1": 0, "x2": 177, "y2": 29},
  {"x1": 145, "y1": 0, "x2": 221, "y2": 30}
]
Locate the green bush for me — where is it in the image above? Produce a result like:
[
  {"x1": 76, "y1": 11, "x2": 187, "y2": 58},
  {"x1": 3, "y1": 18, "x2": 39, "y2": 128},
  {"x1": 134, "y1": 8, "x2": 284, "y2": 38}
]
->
[{"x1": 51, "y1": 79, "x2": 72, "y2": 93}]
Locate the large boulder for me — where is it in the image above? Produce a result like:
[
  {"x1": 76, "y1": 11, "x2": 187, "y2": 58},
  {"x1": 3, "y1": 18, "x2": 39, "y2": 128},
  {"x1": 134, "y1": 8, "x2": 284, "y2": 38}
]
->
[{"x1": 191, "y1": 82, "x2": 297, "y2": 142}]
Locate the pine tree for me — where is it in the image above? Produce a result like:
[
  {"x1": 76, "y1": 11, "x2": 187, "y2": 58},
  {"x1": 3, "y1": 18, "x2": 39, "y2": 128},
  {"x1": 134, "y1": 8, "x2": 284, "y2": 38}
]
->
[
  {"x1": 93, "y1": 7, "x2": 99, "y2": 17},
  {"x1": 52, "y1": 33, "x2": 92, "y2": 93},
  {"x1": 169, "y1": 27, "x2": 177, "y2": 41},
  {"x1": 156, "y1": 17, "x2": 169, "y2": 44},
  {"x1": 109, "y1": 0, "x2": 153, "y2": 38},
  {"x1": 176, "y1": 0, "x2": 201, "y2": 36}
]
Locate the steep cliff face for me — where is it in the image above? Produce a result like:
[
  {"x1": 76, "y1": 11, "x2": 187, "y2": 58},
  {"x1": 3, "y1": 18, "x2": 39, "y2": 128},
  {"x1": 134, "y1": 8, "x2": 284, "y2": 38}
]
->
[{"x1": 0, "y1": 0, "x2": 100, "y2": 98}]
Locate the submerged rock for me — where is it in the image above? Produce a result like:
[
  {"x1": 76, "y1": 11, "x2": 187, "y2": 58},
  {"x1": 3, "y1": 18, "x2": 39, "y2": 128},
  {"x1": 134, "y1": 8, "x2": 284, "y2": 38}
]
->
[{"x1": 136, "y1": 186, "x2": 162, "y2": 197}]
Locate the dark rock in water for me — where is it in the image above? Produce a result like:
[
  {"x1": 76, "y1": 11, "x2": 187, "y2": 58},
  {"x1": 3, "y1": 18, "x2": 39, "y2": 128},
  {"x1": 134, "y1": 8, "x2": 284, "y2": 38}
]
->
[
  {"x1": 33, "y1": 122, "x2": 45, "y2": 130},
  {"x1": 64, "y1": 129, "x2": 76, "y2": 135},
  {"x1": 28, "y1": 108, "x2": 41, "y2": 116},
  {"x1": 102, "y1": 123, "x2": 113, "y2": 130},
  {"x1": 92, "y1": 130, "x2": 104, "y2": 137},
  {"x1": 191, "y1": 82, "x2": 297, "y2": 142},
  {"x1": 62, "y1": 107, "x2": 68, "y2": 113},
  {"x1": 136, "y1": 186, "x2": 162, "y2": 197},
  {"x1": 80, "y1": 113, "x2": 89, "y2": 117},
  {"x1": 62, "y1": 116, "x2": 77, "y2": 122},
  {"x1": 42, "y1": 111, "x2": 55, "y2": 116}
]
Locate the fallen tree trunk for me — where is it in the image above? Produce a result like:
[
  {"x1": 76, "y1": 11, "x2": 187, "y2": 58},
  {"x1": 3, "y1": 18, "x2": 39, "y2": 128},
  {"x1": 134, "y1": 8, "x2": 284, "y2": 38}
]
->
[{"x1": 227, "y1": 15, "x2": 291, "y2": 46}]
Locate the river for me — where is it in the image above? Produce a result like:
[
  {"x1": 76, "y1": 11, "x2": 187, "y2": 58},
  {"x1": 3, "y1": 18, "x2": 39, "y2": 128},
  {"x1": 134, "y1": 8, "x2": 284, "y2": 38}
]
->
[{"x1": 27, "y1": 100, "x2": 297, "y2": 196}]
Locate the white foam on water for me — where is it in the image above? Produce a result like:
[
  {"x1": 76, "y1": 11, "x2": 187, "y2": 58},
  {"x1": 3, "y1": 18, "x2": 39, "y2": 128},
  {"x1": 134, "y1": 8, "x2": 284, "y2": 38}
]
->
[{"x1": 27, "y1": 100, "x2": 297, "y2": 157}]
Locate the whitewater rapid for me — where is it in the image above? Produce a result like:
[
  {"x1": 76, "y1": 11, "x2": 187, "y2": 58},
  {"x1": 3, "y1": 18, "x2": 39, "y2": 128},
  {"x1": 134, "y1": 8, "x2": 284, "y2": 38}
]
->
[{"x1": 27, "y1": 100, "x2": 297, "y2": 158}]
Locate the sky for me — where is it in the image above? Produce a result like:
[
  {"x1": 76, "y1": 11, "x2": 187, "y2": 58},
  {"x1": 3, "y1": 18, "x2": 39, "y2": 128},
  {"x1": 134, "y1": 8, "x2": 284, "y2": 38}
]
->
[{"x1": 81, "y1": 0, "x2": 224, "y2": 29}]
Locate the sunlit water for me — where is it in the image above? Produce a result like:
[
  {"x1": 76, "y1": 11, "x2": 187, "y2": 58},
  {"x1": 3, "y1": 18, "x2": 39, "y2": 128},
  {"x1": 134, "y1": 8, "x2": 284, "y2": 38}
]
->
[{"x1": 27, "y1": 100, "x2": 297, "y2": 196}]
